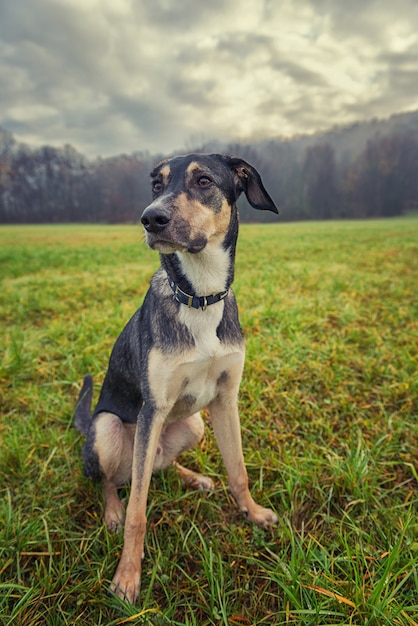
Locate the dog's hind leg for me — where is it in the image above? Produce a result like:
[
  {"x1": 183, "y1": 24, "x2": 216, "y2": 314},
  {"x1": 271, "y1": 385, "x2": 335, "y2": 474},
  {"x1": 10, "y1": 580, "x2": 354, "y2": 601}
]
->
[
  {"x1": 154, "y1": 413, "x2": 214, "y2": 492},
  {"x1": 92, "y1": 412, "x2": 136, "y2": 532}
]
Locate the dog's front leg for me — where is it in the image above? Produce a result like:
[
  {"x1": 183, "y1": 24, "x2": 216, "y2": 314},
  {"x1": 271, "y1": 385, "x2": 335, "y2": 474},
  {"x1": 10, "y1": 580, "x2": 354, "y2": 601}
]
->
[
  {"x1": 208, "y1": 387, "x2": 278, "y2": 528},
  {"x1": 110, "y1": 407, "x2": 164, "y2": 604}
]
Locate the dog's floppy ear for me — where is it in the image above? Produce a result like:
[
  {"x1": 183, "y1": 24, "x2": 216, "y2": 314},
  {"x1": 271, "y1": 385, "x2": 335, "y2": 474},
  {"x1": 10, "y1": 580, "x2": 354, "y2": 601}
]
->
[{"x1": 227, "y1": 157, "x2": 278, "y2": 214}]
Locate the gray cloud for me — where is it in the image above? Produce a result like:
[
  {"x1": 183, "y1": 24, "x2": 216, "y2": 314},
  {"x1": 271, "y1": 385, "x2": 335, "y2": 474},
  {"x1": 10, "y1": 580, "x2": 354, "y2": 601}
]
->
[
  {"x1": 1, "y1": 0, "x2": 417, "y2": 157},
  {"x1": 137, "y1": 0, "x2": 230, "y2": 30}
]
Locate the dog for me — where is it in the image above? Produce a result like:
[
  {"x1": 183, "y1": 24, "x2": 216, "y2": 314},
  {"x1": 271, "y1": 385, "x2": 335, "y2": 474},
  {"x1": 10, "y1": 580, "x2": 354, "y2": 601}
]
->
[{"x1": 74, "y1": 153, "x2": 278, "y2": 604}]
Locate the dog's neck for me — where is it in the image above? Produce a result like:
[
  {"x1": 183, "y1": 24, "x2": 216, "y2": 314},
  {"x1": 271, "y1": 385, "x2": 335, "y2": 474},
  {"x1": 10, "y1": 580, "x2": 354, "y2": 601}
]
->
[
  {"x1": 160, "y1": 210, "x2": 239, "y2": 298},
  {"x1": 160, "y1": 245, "x2": 232, "y2": 298}
]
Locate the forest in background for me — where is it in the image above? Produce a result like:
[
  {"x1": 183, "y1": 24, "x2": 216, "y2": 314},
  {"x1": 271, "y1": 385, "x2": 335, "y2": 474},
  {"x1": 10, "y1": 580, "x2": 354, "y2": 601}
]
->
[{"x1": 1, "y1": 109, "x2": 418, "y2": 223}]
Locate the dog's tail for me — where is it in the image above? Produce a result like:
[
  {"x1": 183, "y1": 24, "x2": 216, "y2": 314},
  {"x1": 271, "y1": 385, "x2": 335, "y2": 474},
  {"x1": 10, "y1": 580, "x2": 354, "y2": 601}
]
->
[{"x1": 73, "y1": 375, "x2": 94, "y2": 436}]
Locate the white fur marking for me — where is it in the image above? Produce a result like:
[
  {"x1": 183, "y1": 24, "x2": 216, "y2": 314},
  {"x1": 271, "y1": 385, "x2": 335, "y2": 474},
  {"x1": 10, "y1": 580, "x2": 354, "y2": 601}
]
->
[
  {"x1": 177, "y1": 244, "x2": 230, "y2": 295},
  {"x1": 178, "y1": 302, "x2": 223, "y2": 357},
  {"x1": 176, "y1": 243, "x2": 231, "y2": 357}
]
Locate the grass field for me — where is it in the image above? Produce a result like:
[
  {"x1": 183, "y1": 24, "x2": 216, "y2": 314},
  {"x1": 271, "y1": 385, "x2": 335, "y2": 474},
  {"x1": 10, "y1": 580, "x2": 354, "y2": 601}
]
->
[{"x1": 0, "y1": 217, "x2": 417, "y2": 626}]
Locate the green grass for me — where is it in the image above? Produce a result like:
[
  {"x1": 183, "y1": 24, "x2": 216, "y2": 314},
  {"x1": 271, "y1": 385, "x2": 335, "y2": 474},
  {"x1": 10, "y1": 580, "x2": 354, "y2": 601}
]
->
[{"x1": 1, "y1": 218, "x2": 417, "y2": 625}]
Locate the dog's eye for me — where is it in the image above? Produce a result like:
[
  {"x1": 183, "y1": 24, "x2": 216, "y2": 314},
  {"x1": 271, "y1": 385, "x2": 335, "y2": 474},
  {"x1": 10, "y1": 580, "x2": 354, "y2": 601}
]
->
[
  {"x1": 152, "y1": 181, "x2": 163, "y2": 193},
  {"x1": 197, "y1": 176, "x2": 212, "y2": 187}
]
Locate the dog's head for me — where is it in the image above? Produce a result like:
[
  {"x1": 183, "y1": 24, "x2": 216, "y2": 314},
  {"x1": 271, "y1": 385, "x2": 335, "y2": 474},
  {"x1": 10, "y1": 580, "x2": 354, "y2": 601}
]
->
[{"x1": 141, "y1": 153, "x2": 278, "y2": 254}]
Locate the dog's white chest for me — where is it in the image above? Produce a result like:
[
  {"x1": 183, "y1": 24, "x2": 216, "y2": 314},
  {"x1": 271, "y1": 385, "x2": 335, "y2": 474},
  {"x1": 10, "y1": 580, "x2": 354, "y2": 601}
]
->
[
  {"x1": 147, "y1": 302, "x2": 244, "y2": 420},
  {"x1": 170, "y1": 345, "x2": 243, "y2": 417},
  {"x1": 178, "y1": 301, "x2": 224, "y2": 358},
  {"x1": 179, "y1": 359, "x2": 219, "y2": 412}
]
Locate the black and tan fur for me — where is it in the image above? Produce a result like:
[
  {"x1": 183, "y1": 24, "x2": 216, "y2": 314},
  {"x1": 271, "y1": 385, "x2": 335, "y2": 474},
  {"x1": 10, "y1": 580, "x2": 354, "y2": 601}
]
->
[{"x1": 74, "y1": 153, "x2": 278, "y2": 604}]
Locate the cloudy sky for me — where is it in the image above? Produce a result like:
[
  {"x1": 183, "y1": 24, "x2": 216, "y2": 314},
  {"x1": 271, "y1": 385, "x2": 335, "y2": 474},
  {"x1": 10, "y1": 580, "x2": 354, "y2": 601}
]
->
[{"x1": 1, "y1": 0, "x2": 418, "y2": 158}]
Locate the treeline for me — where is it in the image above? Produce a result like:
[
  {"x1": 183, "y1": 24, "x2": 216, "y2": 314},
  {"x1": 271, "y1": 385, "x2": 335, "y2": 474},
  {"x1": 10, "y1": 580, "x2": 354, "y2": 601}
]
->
[
  {"x1": 1, "y1": 125, "x2": 417, "y2": 223},
  {"x1": 0, "y1": 128, "x2": 152, "y2": 224}
]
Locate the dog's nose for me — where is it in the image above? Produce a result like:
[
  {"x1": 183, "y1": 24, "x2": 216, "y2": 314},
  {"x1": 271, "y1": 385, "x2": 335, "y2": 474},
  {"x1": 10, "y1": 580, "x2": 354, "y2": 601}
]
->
[{"x1": 141, "y1": 207, "x2": 171, "y2": 233}]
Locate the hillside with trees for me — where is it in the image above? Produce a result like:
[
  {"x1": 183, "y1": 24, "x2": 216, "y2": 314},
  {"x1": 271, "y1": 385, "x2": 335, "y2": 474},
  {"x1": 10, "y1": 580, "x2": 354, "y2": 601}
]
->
[{"x1": 1, "y1": 110, "x2": 418, "y2": 223}]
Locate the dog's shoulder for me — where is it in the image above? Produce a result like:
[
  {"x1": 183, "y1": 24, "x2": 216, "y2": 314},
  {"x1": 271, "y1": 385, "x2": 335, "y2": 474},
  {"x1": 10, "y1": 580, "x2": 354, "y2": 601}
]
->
[{"x1": 148, "y1": 267, "x2": 172, "y2": 298}]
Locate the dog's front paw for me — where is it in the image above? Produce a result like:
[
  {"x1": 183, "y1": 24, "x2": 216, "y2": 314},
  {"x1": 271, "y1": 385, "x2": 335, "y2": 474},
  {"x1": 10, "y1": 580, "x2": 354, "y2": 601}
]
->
[
  {"x1": 244, "y1": 504, "x2": 278, "y2": 528},
  {"x1": 110, "y1": 561, "x2": 141, "y2": 604}
]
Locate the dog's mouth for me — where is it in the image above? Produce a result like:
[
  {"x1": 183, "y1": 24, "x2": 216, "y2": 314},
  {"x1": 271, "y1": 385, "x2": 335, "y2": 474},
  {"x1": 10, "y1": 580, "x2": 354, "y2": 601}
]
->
[{"x1": 145, "y1": 233, "x2": 207, "y2": 254}]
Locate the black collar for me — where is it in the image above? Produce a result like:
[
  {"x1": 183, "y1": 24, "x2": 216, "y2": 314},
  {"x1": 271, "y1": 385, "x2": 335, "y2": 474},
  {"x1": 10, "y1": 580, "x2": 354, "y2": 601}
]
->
[{"x1": 167, "y1": 277, "x2": 229, "y2": 310}]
